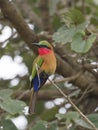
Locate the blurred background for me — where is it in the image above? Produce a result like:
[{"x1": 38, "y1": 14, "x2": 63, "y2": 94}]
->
[{"x1": 0, "y1": 0, "x2": 98, "y2": 130}]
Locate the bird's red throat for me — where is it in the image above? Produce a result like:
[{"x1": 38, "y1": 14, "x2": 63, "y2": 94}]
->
[{"x1": 38, "y1": 48, "x2": 52, "y2": 55}]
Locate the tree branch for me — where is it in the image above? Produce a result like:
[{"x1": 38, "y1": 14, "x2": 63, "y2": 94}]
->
[
  {"x1": 14, "y1": 88, "x2": 69, "y2": 101},
  {"x1": 0, "y1": 0, "x2": 38, "y2": 51}
]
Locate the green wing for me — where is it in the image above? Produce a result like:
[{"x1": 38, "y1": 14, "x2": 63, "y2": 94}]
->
[{"x1": 31, "y1": 56, "x2": 44, "y2": 79}]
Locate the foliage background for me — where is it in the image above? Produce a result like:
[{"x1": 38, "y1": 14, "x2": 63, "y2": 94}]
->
[{"x1": 0, "y1": 0, "x2": 98, "y2": 130}]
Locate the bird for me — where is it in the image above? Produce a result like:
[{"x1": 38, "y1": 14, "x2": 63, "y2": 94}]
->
[{"x1": 29, "y1": 40, "x2": 56, "y2": 115}]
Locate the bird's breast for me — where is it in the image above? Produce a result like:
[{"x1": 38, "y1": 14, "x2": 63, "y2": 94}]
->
[{"x1": 40, "y1": 52, "x2": 56, "y2": 74}]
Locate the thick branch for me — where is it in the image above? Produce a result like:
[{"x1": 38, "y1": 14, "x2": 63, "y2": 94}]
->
[{"x1": 15, "y1": 88, "x2": 69, "y2": 101}]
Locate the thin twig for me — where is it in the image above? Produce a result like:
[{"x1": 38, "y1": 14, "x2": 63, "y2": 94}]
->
[
  {"x1": 48, "y1": 79, "x2": 98, "y2": 130},
  {"x1": 45, "y1": 71, "x2": 83, "y2": 87},
  {"x1": 54, "y1": 70, "x2": 83, "y2": 83}
]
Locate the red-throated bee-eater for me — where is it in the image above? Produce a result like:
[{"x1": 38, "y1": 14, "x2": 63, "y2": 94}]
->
[{"x1": 29, "y1": 40, "x2": 56, "y2": 114}]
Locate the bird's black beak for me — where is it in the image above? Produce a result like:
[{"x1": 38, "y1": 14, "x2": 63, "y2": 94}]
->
[{"x1": 33, "y1": 43, "x2": 40, "y2": 47}]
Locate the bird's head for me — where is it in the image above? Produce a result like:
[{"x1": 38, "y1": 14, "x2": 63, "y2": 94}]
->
[
  {"x1": 33, "y1": 40, "x2": 53, "y2": 50},
  {"x1": 33, "y1": 41, "x2": 53, "y2": 55}
]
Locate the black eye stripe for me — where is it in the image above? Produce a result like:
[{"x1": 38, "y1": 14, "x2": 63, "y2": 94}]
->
[{"x1": 39, "y1": 45, "x2": 51, "y2": 49}]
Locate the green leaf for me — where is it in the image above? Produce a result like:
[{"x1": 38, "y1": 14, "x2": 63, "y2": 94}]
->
[
  {"x1": 56, "y1": 113, "x2": 66, "y2": 120},
  {"x1": 53, "y1": 26, "x2": 75, "y2": 43},
  {"x1": 86, "y1": 34, "x2": 96, "y2": 51},
  {"x1": 53, "y1": 22, "x2": 87, "y2": 44},
  {"x1": 87, "y1": 114, "x2": 98, "y2": 128},
  {"x1": 75, "y1": 114, "x2": 98, "y2": 129},
  {"x1": 48, "y1": 122, "x2": 57, "y2": 130},
  {"x1": 30, "y1": 120, "x2": 47, "y2": 130},
  {"x1": 62, "y1": 8, "x2": 85, "y2": 27},
  {"x1": 76, "y1": 22, "x2": 89, "y2": 34},
  {"x1": 0, "y1": 89, "x2": 13, "y2": 100},
  {"x1": 1, "y1": 119, "x2": 17, "y2": 130},
  {"x1": 0, "y1": 99, "x2": 26, "y2": 114},
  {"x1": 56, "y1": 111, "x2": 80, "y2": 126},
  {"x1": 75, "y1": 119, "x2": 92, "y2": 129},
  {"x1": 71, "y1": 33, "x2": 85, "y2": 53},
  {"x1": 71, "y1": 33, "x2": 96, "y2": 53}
]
